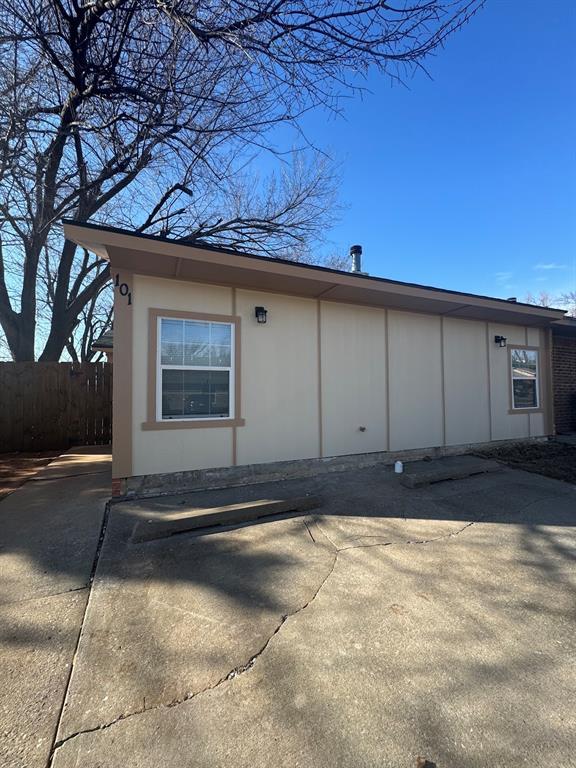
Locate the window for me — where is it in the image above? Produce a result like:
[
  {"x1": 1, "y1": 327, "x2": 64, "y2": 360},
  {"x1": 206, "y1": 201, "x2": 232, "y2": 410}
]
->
[
  {"x1": 157, "y1": 317, "x2": 234, "y2": 420},
  {"x1": 511, "y1": 348, "x2": 539, "y2": 410}
]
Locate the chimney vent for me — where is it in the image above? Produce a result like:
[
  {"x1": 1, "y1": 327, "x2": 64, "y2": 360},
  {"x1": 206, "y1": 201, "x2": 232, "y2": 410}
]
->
[{"x1": 350, "y1": 244, "x2": 363, "y2": 273}]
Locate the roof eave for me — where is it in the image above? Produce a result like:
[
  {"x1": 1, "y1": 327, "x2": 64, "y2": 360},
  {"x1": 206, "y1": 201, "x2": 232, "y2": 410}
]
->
[{"x1": 63, "y1": 220, "x2": 567, "y2": 327}]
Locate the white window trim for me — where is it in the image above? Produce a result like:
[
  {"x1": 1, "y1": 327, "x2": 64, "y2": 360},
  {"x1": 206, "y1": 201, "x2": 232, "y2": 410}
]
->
[
  {"x1": 156, "y1": 316, "x2": 235, "y2": 422},
  {"x1": 510, "y1": 347, "x2": 540, "y2": 411}
]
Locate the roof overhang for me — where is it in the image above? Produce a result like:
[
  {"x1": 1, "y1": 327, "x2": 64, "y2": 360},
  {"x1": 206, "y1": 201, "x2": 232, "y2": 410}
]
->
[
  {"x1": 64, "y1": 220, "x2": 567, "y2": 328},
  {"x1": 551, "y1": 317, "x2": 576, "y2": 337}
]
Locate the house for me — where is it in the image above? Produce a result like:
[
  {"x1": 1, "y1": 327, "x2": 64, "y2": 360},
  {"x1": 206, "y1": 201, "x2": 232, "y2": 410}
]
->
[
  {"x1": 63, "y1": 220, "x2": 570, "y2": 497},
  {"x1": 91, "y1": 329, "x2": 114, "y2": 362}
]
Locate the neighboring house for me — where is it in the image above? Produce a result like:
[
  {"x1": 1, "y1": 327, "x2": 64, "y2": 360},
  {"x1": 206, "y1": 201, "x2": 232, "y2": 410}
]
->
[
  {"x1": 64, "y1": 220, "x2": 570, "y2": 496},
  {"x1": 91, "y1": 329, "x2": 114, "y2": 362}
]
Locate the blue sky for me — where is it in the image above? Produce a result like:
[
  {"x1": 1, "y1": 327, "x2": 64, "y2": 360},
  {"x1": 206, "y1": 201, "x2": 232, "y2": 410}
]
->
[{"x1": 268, "y1": 0, "x2": 576, "y2": 304}]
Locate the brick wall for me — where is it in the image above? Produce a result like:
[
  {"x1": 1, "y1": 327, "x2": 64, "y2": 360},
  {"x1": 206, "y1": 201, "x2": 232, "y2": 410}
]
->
[{"x1": 552, "y1": 335, "x2": 576, "y2": 433}]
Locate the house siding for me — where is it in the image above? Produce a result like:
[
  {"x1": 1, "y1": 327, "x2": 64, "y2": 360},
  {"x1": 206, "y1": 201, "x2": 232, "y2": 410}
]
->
[{"x1": 126, "y1": 274, "x2": 550, "y2": 479}]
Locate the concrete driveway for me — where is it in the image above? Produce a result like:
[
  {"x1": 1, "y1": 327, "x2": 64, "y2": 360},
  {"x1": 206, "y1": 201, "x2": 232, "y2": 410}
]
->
[
  {"x1": 0, "y1": 447, "x2": 111, "y2": 768},
  {"x1": 2, "y1": 454, "x2": 575, "y2": 768}
]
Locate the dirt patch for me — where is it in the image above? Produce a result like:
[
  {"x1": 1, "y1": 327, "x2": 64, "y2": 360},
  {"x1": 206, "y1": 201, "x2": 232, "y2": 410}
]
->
[
  {"x1": 0, "y1": 451, "x2": 60, "y2": 501},
  {"x1": 474, "y1": 441, "x2": 576, "y2": 485}
]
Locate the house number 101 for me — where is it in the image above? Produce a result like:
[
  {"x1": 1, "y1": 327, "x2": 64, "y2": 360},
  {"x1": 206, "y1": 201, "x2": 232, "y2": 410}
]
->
[{"x1": 114, "y1": 273, "x2": 132, "y2": 305}]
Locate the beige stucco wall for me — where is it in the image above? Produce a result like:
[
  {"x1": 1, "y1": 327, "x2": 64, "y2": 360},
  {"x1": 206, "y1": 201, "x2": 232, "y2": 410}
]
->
[
  {"x1": 443, "y1": 317, "x2": 491, "y2": 446},
  {"x1": 127, "y1": 274, "x2": 549, "y2": 478},
  {"x1": 235, "y1": 290, "x2": 320, "y2": 465},
  {"x1": 388, "y1": 311, "x2": 444, "y2": 451},
  {"x1": 320, "y1": 302, "x2": 387, "y2": 457}
]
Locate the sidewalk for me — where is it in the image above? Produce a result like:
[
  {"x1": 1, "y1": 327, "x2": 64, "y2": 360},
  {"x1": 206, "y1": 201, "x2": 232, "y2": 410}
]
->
[{"x1": 0, "y1": 447, "x2": 111, "y2": 768}]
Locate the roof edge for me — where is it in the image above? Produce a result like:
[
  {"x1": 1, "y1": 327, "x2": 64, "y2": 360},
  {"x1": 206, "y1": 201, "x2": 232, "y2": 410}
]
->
[{"x1": 62, "y1": 219, "x2": 567, "y2": 318}]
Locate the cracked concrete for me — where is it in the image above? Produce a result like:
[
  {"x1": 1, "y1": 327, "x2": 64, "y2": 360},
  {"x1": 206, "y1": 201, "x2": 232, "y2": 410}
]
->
[
  {"x1": 0, "y1": 447, "x2": 111, "y2": 768},
  {"x1": 53, "y1": 533, "x2": 340, "y2": 754},
  {"x1": 51, "y1": 473, "x2": 576, "y2": 767},
  {"x1": 3, "y1": 455, "x2": 576, "y2": 768},
  {"x1": 50, "y1": 465, "x2": 576, "y2": 767},
  {"x1": 54, "y1": 511, "x2": 337, "y2": 741}
]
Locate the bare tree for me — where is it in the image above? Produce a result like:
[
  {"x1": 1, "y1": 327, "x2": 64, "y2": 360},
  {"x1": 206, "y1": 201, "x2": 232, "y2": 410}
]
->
[
  {"x1": 65, "y1": 280, "x2": 113, "y2": 363},
  {"x1": 525, "y1": 291, "x2": 554, "y2": 308},
  {"x1": 0, "y1": 0, "x2": 483, "y2": 361},
  {"x1": 557, "y1": 291, "x2": 576, "y2": 318},
  {"x1": 525, "y1": 290, "x2": 576, "y2": 316}
]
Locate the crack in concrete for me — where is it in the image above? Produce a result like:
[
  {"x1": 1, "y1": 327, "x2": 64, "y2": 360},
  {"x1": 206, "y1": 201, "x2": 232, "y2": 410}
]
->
[
  {"x1": 47, "y1": 500, "x2": 112, "y2": 767},
  {"x1": 0, "y1": 585, "x2": 89, "y2": 607},
  {"x1": 303, "y1": 519, "x2": 316, "y2": 543},
  {"x1": 405, "y1": 520, "x2": 477, "y2": 545},
  {"x1": 44, "y1": 466, "x2": 576, "y2": 766},
  {"x1": 316, "y1": 517, "x2": 478, "y2": 553},
  {"x1": 49, "y1": 519, "x2": 478, "y2": 756},
  {"x1": 50, "y1": 546, "x2": 340, "y2": 757},
  {"x1": 30, "y1": 470, "x2": 110, "y2": 482},
  {"x1": 53, "y1": 494, "x2": 559, "y2": 758}
]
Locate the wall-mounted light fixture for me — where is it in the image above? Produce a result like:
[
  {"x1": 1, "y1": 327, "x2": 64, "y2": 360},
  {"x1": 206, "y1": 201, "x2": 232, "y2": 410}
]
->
[
  {"x1": 254, "y1": 306, "x2": 268, "y2": 324},
  {"x1": 494, "y1": 335, "x2": 507, "y2": 348}
]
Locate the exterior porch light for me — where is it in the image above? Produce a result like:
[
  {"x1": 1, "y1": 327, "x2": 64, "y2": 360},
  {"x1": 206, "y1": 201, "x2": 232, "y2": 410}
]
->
[
  {"x1": 494, "y1": 335, "x2": 507, "y2": 348},
  {"x1": 255, "y1": 306, "x2": 268, "y2": 324}
]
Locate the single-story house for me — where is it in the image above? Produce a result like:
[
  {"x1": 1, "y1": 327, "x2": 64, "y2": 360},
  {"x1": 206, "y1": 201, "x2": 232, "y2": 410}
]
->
[{"x1": 63, "y1": 220, "x2": 571, "y2": 496}]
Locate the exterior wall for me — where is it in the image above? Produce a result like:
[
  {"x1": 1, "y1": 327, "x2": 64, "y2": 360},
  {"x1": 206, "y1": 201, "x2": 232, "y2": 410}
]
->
[
  {"x1": 488, "y1": 324, "x2": 547, "y2": 440},
  {"x1": 443, "y1": 318, "x2": 491, "y2": 446},
  {"x1": 131, "y1": 275, "x2": 234, "y2": 475},
  {"x1": 320, "y1": 302, "x2": 387, "y2": 457},
  {"x1": 388, "y1": 311, "x2": 444, "y2": 451},
  {"x1": 124, "y1": 274, "x2": 551, "y2": 479},
  {"x1": 235, "y1": 290, "x2": 320, "y2": 465},
  {"x1": 552, "y1": 335, "x2": 576, "y2": 433}
]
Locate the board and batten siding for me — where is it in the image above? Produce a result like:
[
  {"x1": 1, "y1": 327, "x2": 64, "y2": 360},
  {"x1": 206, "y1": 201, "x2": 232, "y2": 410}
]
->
[
  {"x1": 125, "y1": 274, "x2": 548, "y2": 479},
  {"x1": 320, "y1": 302, "x2": 388, "y2": 458},
  {"x1": 235, "y1": 289, "x2": 319, "y2": 465}
]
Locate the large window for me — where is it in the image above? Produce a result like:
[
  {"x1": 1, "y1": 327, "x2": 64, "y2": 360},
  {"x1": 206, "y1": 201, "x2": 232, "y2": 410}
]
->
[
  {"x1": 157, "y1": 317, "x2": 234, "y2": 420},
  {"x1": 511, "y1": 348, "x2": 539, "y2": 410}
]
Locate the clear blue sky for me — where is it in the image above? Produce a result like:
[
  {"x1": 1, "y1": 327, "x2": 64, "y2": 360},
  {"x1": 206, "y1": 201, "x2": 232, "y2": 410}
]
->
[{"x1": 270, "y1": 0, "x2": 576, "y2": 304}]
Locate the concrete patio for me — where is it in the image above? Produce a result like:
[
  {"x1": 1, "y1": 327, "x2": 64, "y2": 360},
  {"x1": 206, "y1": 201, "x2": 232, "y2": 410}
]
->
[{"x1": 1, "y1": 451, "x2": 575, "y2": 767}]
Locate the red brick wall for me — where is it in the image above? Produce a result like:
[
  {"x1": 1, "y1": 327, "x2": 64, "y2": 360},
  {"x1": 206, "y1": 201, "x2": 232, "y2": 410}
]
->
[{"x1": 552, "y1": 335, "x2": 576, "y2": 433}]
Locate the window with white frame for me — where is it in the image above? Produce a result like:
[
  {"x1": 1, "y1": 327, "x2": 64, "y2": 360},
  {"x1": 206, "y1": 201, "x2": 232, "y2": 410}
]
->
[
  {"x1": 158, "y1": 317, "x2": 234, "y2": 420},
  {"x1": 511, "y1": 348, "x2": 539, "y2": 409}
]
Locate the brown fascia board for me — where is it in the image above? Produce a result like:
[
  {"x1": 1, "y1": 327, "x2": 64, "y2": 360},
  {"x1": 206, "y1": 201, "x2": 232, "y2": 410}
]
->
[{"x1": 62, "y1": 220, "x2": 567, "y2": 327}]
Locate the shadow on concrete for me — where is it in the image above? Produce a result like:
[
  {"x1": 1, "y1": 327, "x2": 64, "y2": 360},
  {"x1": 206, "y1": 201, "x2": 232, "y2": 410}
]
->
[
  {"x1": 121, "y1": 460, "x2": 576, "y2": 533},
  {"x1": 3, "y1": 459, "x2": 575, "y2": 616},
  {"x1": 2, "y1": 451, "x2": 576, "y2": 767}
]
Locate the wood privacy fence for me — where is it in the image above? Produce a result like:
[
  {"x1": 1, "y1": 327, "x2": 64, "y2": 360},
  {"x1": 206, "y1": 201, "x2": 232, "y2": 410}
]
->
[{"x1": 0, "y1": 362, "x2": 112, "y2": 452}]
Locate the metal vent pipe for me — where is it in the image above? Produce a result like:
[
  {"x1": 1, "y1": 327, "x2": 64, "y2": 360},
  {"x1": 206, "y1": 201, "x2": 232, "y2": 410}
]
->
[{"x1": 350, "y1": 244, "x2": 363, "y2": 273}]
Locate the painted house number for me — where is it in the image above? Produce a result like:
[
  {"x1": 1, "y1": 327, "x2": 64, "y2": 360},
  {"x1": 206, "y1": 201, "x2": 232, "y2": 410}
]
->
[{"x1": 114, "y1": 273, "x2": 132, "y2": 305}]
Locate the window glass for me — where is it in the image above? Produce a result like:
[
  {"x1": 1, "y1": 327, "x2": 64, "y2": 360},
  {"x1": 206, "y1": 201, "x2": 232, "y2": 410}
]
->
[
  {"x1": 511, "y1": 348, "x2": 538, "y2": 409},
  {"x1": 160, "y1": 319, "x2": 184, "y2": 365},
  {"x1": 184, "y1": 321, "x2": 210, "y2": 366},
  {"x1": 512, "y1": 349, "x2": 537, "y2": 376},
  {"x1": 162, "y1": 370, "x2": 230, "y2": 419},
  {"x1": 513, "y1": 379, "x2": 537, "y2": 409},
  {"x1": 158, "y1": 317, "x2": 233, "y2": 420}
]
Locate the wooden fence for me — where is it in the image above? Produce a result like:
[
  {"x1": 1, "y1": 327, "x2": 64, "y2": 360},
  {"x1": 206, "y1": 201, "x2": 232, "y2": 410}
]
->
[{"x1": 0, "y1": 362, "x2": 112, "y2": 452}]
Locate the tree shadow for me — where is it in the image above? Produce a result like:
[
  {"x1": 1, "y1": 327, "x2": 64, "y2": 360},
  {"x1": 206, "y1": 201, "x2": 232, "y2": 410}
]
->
[{"x1": 2, "y1": 458, "x2": 575, "y2": 764}]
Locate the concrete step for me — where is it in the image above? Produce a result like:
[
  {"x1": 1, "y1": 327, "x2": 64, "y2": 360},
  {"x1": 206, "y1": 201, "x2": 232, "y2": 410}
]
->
[
  {"x1": 399, "y1": 455, "x2": 502, "y2": 489},
  {"x1": 132, "y1": 495, "x2": 322, "y2": 542}
]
